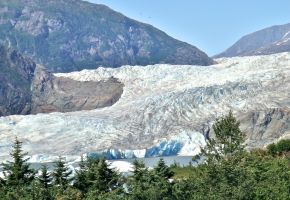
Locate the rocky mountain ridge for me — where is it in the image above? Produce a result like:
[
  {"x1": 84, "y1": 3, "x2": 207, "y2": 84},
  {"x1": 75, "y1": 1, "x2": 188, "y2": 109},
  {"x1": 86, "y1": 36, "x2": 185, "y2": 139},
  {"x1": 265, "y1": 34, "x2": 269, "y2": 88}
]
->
[{"x1": 216, "y1": 23, "x2": 290, "y2": 57}]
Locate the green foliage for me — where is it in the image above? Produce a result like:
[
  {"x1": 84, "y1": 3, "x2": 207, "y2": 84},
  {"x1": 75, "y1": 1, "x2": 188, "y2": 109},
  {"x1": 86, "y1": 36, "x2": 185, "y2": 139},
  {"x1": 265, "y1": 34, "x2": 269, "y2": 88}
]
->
[
  {"x1": 74, "y1": 157, "x2": 121, "y2": 197},
  {"x1": 52, "y1": 157, "x2": 72, "y2": 189},
  {"x1": 171, "y1": 165, "x2": 196, "y2": 179},
  {"x1": 36, "y1": 165, "x2": 54, "y2": 200},
  {"x1": 38, "y1": 164, "x2": 52, "y2": 189},
  {"x1": 1, "y1": 138, "x2": 35, "y2": 186},
  {"x1": 74, "y1": 156, "x2": 89, "y2": 192},
  {"x1": 127, "y1": 159, "x2": 175, "y2": 200},
  {"x1": 154, "y1": 158, "x2": 174, "y2": 179},
  {"x1": 201, "y1": 111, "x2": 245, "y2": 163},
  {"x1": 267, "y1": 139, "x2": 290, "y2": 156},
  {"x1": 131, "y1": 159, "x2": 148, "y2": 183},
  {"x1": 172, "y1": 153, "x2": 288, "y2": 199},
  {"x1": 276, "y1": 139, "x2": 290, "y2": 152}
]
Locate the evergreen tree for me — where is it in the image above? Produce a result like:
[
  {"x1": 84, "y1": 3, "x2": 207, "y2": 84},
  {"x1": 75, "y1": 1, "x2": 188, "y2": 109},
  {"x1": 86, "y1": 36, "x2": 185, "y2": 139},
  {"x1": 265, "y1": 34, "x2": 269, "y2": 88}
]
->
[
  {"x1": 154, "y1": 158, "x2": 174, "y2": 179},
  {"x1": 52, "y1": 157, "x2": 72, "y2": 188},
  {"x1": 38, "y1": 164, "x2": 52, "y2": 189},
  {"x1": 91, "y1": 158, "x2": 120, "y2": 193},
  {"x1": 213, "y1": 111, "x2": 245, "y2": 154},
  {"x1": 132, "y1": 159, "x2": 148, "y2": 182},
  {"x1": 128, "y1": 159, "x2": 150, "y2": 199},
  {"x1": 74, "y1": 157, "x2": 120, "y2": 195},
  {"x1": 1, "y1": 137, "x2": 35, "y2": 186},
  {"x1": 201, "y1": 111, "x2": 245, "y2": 163},
  {"x1": 128, "y1": 159, "x2": 175, "y2": 200},
  {"x1": 74, "y1": 156, "x2": 89, "y2": 193}
]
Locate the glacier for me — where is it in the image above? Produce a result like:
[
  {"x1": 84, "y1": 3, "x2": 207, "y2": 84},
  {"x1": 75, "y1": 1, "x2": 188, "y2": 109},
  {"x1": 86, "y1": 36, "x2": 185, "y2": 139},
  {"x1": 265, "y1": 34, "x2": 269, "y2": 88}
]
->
[{"x1": 1, "y1": 52, "x2": 290, "y2": 162}]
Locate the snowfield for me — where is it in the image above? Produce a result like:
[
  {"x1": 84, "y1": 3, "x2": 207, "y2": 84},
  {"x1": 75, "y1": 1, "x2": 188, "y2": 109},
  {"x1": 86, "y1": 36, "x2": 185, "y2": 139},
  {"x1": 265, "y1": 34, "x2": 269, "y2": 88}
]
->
[{"x1": 1, "y1": 53, "x2": 290, "y2": 162}]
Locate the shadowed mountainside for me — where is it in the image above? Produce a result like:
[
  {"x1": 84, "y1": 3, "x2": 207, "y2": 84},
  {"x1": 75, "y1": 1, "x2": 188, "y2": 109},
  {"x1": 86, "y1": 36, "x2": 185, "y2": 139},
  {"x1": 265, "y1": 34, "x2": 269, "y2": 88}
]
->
[{"x1": 0, "y1": 44, "x2": 36, "y2": 116}]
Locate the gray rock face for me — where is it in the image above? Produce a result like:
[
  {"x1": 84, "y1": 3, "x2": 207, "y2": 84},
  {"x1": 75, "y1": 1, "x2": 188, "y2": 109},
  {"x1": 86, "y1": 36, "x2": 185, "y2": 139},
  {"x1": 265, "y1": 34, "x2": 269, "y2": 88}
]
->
[
  {"x1": 215, "y1": 23, "x2": 290, "y2": 58},
  {"x1": 31, "y1": 66, "x2": 124, "y2": 113},
  {"x1": 0, "y1": 44, "x2": 36, "y2": 116},
  {"x1": 0, "y1": 0, "x2": 213, "y2": 72},
  {"x1": 239, "y1": 108, "x2": 290, "y2": 149}
]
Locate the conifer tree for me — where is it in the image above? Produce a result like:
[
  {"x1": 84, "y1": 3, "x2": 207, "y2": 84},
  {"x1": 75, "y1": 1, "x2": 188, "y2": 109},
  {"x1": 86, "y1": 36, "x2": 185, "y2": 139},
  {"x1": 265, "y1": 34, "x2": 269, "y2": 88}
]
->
[
  {"x1": 213, "y1": 111, "x2": 245, "y2": 155},
  {"x1": 74, "y1": 155, "x2": 89, "y2": 192},
  {"x1": 132, "y1": 159, "x2": 148, "y2": 182},
  {"x1": 38, "y1": 164, "x2": 52, "y2": 189},
  {"x1": 128, "y1": 159, "x2": 149, "y2": 199},
  {"x1": 52, "y1": 157, "x2": 72, "y2": 188},
  {"x1": 77, "y1": 157, "x2": 121, "y2": 197},
  {"x1": 154, "y1": 158, "x2": 174, "y2": 179},
  {"x1": 1, "y1": 137, "x2": 35, "y2": 186},
  {"x1": 201, "y1": 111, "x2": 245, "y2": 163},
  {"x1": 92, "y1": 158, "x2": 119, "y2": 193}
]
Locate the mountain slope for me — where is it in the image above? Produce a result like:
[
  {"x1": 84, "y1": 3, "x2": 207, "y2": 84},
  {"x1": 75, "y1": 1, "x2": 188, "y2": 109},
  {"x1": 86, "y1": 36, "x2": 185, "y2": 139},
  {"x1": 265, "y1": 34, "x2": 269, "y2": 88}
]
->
[
  {"x1": 0, "y1": 44, "x2": 36, "y2": 116},
  {"x1": 0, "y1": 0, "x2": 213, "y2": 72},
  {"x1": 215, "y1": 23, "x2": 290, "y2": 58},
  {"x1": 1, "y1": 53, "x2": 290, "y2": 161}
]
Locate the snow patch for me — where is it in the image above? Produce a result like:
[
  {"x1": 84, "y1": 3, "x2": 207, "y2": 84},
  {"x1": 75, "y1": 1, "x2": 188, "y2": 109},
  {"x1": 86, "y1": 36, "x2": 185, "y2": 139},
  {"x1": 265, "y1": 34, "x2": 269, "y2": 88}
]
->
[
  {"x1": 282, "y1": 30, "x2": 290, "y2": 39},
  {"x1": 109, "y1": 161, "x2": 134, "y2": 173}
]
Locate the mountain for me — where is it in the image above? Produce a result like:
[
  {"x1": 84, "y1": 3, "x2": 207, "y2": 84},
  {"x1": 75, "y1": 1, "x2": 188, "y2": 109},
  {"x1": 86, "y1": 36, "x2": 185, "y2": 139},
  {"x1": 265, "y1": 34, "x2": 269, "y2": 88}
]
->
[
  {"x1": 1, "y1": 53, "x2": 290, "y2": 161},
  {"x1": 0, "y1": 44, "x2": 124, "y2": 116},
  {"x1": 0, "y1": 0, "x2": 213, "y2": 72},
  {"x1": 215, "y1": 23, "x2": 290, "y2": 58}
]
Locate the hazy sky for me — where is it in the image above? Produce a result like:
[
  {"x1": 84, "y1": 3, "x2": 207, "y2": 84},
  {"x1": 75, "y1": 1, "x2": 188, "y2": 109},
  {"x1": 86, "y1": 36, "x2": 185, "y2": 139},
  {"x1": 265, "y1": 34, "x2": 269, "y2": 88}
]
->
[{"x1": 87, "y1": 0, "x2": 290, "y2": 56}]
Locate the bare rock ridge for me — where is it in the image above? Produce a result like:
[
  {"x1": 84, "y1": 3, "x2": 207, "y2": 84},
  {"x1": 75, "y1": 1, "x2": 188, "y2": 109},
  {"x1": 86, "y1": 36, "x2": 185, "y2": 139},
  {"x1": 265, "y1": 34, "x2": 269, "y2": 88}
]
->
[
  {"x1": 0, "y1": 0, "x2": 213, "y2": 72},
  {"x1": 215, "y1": 23, "x2": 290, "y2": 58},
  {"x1": 0, "y1": 45, "x2": 124, "y2": 116},
  {"x1": 31, "y1": 66, "x2": 124, "y2": 114}
]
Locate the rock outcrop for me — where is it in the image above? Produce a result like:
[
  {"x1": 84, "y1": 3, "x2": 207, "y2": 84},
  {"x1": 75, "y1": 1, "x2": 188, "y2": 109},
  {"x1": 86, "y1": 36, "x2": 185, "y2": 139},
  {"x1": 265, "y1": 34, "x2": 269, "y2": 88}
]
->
[
  {"x1": 0, "y1": 0, "x2": 213, "y2": 72},
  {"x1": 31, "y1": 66, "x2": 124, "y2": 113}
]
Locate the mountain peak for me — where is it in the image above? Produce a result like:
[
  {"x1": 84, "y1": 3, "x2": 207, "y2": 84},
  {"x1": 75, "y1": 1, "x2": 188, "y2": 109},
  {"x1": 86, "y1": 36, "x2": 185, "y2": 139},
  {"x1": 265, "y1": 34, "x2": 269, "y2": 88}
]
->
[{"x1": 215, "y1": 23, "x2": 290, "y2": 58}]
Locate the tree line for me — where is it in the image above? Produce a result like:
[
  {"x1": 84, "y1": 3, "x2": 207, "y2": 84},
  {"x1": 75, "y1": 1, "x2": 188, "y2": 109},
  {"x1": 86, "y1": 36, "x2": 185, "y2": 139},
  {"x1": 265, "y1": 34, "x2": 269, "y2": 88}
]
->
[{"x1": 0, "y1": 111, "x2": 289, "y2": 199}]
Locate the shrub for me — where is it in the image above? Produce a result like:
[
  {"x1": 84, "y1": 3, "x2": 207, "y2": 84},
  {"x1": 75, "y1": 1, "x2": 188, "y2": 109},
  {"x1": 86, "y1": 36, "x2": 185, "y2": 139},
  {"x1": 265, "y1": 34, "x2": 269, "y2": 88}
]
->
[{"x1": 267, "y1": 139, "x2": 290, "y2": 155}]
